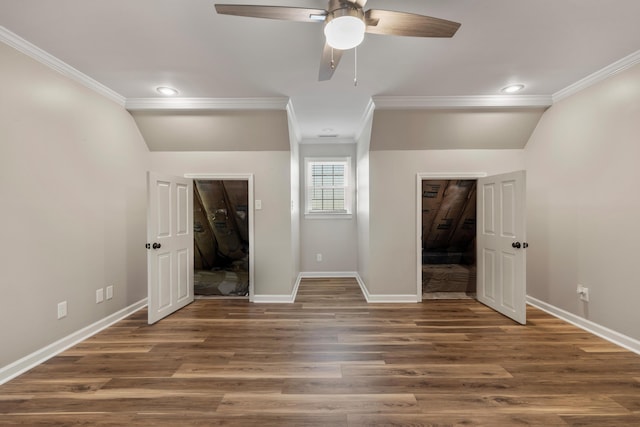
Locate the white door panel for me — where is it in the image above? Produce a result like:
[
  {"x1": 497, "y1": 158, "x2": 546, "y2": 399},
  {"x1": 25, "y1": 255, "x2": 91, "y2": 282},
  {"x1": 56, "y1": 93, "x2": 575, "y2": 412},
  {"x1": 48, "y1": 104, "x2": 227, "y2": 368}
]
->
[
  {"x1": 157, "y1": 251, "x2": 172, "y2": 310},
  {"x1": 147, "y1": 172, "x2": 194, "y2": 324},
  {"x1": 477, "y1": 171, "x2": 527, "y2": 324},
  {"x1": 481, "y1": 248, "x2": 496, "y2": 301},
  {"x1": 177, "y1": 248, "x2": 190, "y2": 301}
]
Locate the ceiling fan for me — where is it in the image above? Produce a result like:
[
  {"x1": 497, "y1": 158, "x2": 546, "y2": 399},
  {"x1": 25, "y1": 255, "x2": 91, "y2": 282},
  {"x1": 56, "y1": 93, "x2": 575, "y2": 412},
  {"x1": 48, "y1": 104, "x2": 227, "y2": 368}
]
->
[{"x1": 215, "y1": 0, "x2": 461, "y2": 81}]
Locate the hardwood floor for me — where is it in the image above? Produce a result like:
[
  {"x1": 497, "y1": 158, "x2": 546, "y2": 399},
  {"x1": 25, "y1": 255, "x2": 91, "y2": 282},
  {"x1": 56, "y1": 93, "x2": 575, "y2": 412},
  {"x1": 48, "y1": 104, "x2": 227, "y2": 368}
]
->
[{"x1": 1, "y1": 277, "x2": 640, "y2": 426}]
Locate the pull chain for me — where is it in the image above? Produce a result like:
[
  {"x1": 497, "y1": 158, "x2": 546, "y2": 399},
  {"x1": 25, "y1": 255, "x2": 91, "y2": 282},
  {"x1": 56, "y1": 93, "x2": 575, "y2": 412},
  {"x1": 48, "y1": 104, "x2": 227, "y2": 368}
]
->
[
  {"x1": 330, "y1": 47, "x2": 336, "y2": 70},
  {"x1": 354, "y1": 46, "x2": 358, "y2": 86}
]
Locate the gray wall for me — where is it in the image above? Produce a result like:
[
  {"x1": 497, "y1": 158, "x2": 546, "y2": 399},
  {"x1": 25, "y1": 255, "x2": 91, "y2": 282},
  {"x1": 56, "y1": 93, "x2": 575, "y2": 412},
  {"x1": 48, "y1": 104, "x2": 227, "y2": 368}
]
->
[
  {"x1": 149, "y1": 152, "x2": 295, "y2": 296},
  {"x1": 366, "y1": 149, "x2": 525, "y2": 296},
  {"x1": 131, "y1": 109, "x2": 290, "y2": 151},
  {"x1": 299, "y1": 143, "x2": 358, "y2": 273},
  {"x1": 0, "y1": 42, "x2": 150, "y2": 367},
  {"x1": 370, "y1": 108, "x2": 546, "y2": 150},
  {"x1": 525, "y1": 62, "x2": 640, "y2": 341}
]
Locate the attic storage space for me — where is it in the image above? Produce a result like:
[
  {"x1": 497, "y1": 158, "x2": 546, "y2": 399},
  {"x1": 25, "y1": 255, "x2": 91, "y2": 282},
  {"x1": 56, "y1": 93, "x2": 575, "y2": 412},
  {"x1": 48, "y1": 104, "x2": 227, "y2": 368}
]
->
[
  {"x1": 422, "y1": 180, "x2": 477, "y2": 298},
  {"x1": 193, "y1": 180, "x2": 249, "y2": 297}
]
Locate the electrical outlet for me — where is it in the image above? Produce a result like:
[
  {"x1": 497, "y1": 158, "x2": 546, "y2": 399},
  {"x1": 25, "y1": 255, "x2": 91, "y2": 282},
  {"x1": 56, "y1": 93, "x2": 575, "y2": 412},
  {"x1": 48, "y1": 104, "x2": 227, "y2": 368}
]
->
[
  {"x1": 57, "y1": 301, "x2": 67, "y2": 319},
  {"x1": 96, "y1": 288, "x2": 104, "y2": 304},
  {"x1": 316, "y1": 253, "x2": 322, "y2": 262},
  {"x1": 577, "y1": 285, "x2": 590, "y2": 302},
  {"x1": 106, "y1": 285, "x2": 113, "y2": 300}
]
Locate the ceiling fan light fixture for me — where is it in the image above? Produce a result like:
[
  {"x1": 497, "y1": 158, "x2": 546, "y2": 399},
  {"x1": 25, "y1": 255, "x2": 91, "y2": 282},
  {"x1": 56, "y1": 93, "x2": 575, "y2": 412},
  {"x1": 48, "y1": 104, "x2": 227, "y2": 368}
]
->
[{"x1": 324, "y1": 7, "x2": 365, "y2": 50}]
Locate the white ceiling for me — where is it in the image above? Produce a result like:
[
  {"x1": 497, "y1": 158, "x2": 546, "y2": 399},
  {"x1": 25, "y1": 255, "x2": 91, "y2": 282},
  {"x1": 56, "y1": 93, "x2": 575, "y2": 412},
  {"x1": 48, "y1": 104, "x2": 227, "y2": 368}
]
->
[{"x1": 2, "y1": 0, "x2": 640, "y2": 140}]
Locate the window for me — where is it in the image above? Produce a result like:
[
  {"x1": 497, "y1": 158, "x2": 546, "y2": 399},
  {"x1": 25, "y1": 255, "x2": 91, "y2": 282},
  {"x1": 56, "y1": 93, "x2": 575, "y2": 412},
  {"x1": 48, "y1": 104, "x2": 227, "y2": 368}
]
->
[{"x1": 305, "y1": 157, "x2": 351, "y2": 216}]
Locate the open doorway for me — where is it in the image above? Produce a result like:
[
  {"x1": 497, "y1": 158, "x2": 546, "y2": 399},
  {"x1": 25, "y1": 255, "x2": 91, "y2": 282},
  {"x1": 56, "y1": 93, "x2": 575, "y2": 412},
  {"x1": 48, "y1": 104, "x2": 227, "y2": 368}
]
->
[
  {"x1": 421, "y1": 179, "x2": 477, "y2": 300},
  {"x1": 193, "y1": 179, "x2": 250, "y2": 298},
  {"x1": 414, "y1": 171, "x2": 527, "y2": 323}
]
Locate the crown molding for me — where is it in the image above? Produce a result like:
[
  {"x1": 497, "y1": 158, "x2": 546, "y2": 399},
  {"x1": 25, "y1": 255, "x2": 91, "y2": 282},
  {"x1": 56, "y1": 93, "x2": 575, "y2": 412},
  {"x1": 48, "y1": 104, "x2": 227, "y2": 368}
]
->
[
  {"x1": 552, "y1": 49, "x2": 640, "y2": 103},
  {"x1": 125, "y1": 97, "x2": 289, "y2": 111},
  {"x1": 371, "y1": 95, "x2": 552, "y2": 109},
  {"x1": 0, "y1": 26, "x2": 126, "y2": 106}
]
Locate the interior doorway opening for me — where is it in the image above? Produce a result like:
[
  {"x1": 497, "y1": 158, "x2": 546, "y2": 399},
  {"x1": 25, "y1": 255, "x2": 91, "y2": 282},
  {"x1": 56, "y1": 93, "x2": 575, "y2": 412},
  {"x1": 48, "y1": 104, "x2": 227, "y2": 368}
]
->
[
  {"x1": 193, "y1": 179, "x2": 250, "y2": 298},
  {"x1": 421, "y1": 179, "x2": 477, "y2": 300},
  {"x1": 415, "y1": 171, "x2": 526, "y2": 323}
]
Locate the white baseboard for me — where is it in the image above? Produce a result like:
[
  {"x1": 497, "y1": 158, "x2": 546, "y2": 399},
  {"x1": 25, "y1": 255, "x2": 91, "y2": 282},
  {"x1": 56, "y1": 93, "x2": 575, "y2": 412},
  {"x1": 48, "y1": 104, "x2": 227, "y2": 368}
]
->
[
  {"x1": 292, "y1": 273, "x2": 302, "y2": 301},
  {"x1": 526, "y1": 295, "x2": 640, "y2": 355},
  {"x1": 364, "y1": 293, "x2": 420, "y2": 303},
  {"x1": 253, "y1": 273, "x2": 302, "y2": 303},
  {"x1": 298, "y1": 271, "x2": 419, "y2": 303},
  {"x1": 254, "y1": 272, "x2": 419, "y2": 304},
  {"x1": 0, "y1": 298, "x2": 148, "y2": 386},
  {"x1": 300, "y1": 271, "x2": 360, "y2": 278},
  {"x1": 353, "y1": 273, "x2": 419, "y2": 303},
  {"x1": 354, "y1": 273, "x2": 370, "y2": 301}
]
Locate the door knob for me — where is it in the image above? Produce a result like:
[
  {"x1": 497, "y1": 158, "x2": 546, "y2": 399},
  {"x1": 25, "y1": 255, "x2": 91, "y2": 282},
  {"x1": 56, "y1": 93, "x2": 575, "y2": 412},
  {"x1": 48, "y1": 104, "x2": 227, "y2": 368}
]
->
[
  {"x1": 152, "y1": 242, "x2": 161, "y2": 249},
  {"x1": 512, "y1": 241, "x2": 521, "y2": 249}
]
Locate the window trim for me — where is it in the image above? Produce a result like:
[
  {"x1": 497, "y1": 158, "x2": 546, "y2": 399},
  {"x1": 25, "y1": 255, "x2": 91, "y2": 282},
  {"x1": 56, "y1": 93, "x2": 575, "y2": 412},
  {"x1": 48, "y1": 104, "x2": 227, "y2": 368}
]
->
[{"x1": 304, "y1": 157, "x2": 352, "y2": 218}]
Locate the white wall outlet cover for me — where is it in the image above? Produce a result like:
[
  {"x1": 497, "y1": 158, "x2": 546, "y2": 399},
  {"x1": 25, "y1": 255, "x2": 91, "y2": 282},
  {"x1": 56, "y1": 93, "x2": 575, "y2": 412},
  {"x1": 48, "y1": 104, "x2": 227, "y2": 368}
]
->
[
  {"x1": 577, "y1": 285, "x2": 589, "y2": 302},
  {"x1": 255, "y1": 200, "x2": 262, "y2": 210},
  {"x1": 96, "y1": 288, "x2": 104, "y2": 303},
  {"x1": 106, "y1": 285, "x2": 113, "y2": 300},
  {"x1": 57, "y1": 301, "x2": 67, "y2": 319}
]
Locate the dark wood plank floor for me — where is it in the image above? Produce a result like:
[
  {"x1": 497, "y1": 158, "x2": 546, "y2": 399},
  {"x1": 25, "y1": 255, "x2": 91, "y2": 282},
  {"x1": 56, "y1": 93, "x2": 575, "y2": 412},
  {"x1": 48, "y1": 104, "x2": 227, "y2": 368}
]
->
[{"x1": 1, "y1": 278, "x2": 640, "y2": 426}]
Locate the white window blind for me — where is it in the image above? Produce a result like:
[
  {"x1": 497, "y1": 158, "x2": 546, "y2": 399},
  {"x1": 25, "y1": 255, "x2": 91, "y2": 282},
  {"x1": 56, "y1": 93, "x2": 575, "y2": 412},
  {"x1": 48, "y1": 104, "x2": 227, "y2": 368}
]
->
[{"x1": 305, "y1": 158, "x2": 350, "y2": 214}]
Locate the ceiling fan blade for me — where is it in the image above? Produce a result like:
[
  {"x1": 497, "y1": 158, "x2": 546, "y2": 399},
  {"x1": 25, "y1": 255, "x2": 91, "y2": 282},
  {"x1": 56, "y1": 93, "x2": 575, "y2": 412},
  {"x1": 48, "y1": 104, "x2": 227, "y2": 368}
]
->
[
  {"x1": 364, "y1": 9, "x2": 461, "y2": 38},
  {"x1": 215, "y1": 4, "x2": 327, "y2": 23},
  {"x1": 318, "y1": 43, "x2": 344, "y2": 81}
]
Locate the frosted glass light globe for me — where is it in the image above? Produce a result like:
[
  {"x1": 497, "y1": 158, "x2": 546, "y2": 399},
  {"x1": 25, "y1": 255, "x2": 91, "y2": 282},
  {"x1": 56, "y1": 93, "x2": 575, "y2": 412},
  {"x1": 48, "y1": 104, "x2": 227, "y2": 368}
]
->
[{"x1": 324, "y1": 15, "x2": 365, "y2": 50}]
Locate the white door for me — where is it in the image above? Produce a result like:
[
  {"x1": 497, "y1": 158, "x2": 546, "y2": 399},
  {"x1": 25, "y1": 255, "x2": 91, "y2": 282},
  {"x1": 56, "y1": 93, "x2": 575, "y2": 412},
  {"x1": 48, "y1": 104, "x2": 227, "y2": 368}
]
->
[
  {"x1": 477, "y1": 171, "x2": 527, "y2": 324},
  {"x1": 147, "y1": 172, "x2": 194, "y2": 324}
]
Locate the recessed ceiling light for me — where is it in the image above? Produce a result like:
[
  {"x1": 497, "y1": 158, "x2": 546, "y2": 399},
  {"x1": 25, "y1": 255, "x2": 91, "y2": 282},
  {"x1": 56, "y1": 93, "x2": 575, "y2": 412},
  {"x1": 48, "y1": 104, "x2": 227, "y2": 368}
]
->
[
  {"x1": 157, "y1": 86, "x2": 179, "y2": 96},
  {"x1": 501, "y1": 84, "x2": 525, "y2": 94}
]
